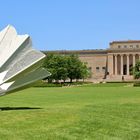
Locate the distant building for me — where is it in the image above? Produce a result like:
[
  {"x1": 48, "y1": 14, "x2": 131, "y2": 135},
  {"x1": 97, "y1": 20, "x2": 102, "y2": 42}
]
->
[{"x1": 47, "y1": 40, "x2": 140, "y2": 81}]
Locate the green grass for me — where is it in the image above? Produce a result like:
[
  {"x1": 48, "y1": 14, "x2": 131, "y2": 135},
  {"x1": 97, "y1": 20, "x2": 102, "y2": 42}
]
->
[{"x1": 0, "y1": 83, "x2": 140, "y2": 139}]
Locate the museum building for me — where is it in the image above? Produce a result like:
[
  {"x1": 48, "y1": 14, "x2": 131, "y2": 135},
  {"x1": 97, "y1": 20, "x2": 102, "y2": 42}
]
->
[{"x1": 48, "y1": 40, "x2": 140, "y2": 81}]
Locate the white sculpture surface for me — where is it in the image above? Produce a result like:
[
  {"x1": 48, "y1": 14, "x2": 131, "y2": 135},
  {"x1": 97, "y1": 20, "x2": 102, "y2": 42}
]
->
[{"x1": 0, "y1": 25, "x2": 50, "y2": 95}]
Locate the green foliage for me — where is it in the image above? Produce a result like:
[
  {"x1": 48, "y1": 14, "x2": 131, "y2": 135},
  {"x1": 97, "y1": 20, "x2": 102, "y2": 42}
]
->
[
  {"x1": 67, "y1": 54, "x2": 88, "y2": 82},
  {"x1": 133, "y1": 60, "x2": 140, "y2": 79},
  {"x1": 43, "y1": 54, "x2": 68, "y2": 82},
  {"x1": 129, "y1": 65, "x2": 134, "y2": 75},
  {"x1": 133, "y1": 81, "x2": 140, "y2": 87},
  {"x1": 33, "y1": 80, "x2": 92, "y2": 87},
  {"x1": 33, "y1": 80, "x2": 62, "y2": 87},
  {"x1": 43, "y1": 53, "x2": 90, "y2": 82}
]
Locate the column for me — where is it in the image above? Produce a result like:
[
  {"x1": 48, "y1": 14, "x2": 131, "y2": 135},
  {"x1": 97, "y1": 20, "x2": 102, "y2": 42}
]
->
[
  {"x1": 133, "y1": 54, "x2": 135, "y2": 67},
  {"x1": 120, "y1": 54, "x2": 123, "y2": 75},
  {"x1": 107, "y1": 54, "x2": 114, "y2": 76},
  {"x1": 114, "y1": 54, "x2": 117, "y2": 75},
  {"x1": 127, "y1": 54, "x2": 129, "y2": 75}
]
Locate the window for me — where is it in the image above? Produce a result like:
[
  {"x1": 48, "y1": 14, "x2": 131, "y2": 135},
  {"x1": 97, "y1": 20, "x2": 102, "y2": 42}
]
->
[
  {"x1": 118, "y1": 45, "x2": 121, "y2": 48},
  {"x1": 88, "y1": 67, "x2": 92, "y2": 72},
  {"x1": 88, "y1": 67, "x2": 92, "y2": 70},
  {"x1": 136, "y1": 45, "x2": 139, "y2": 48},
  {"x1": 124, "y1": 45, "x2": 127, "y2": 48},
  {"x1": 96, "y1": 67, "x2": 99, "y2": 72},
  {"x1": 130, "y1": 45, "x2": 133, "y2": 48},
  {"x1": 102, "y1": 67, "x2": 106, "y2": 70},
  {"x1": 102, "y1": 67, "x2": 106, "y2": 72},
  {"x1": 88, "y1": 67, "x2": 92, "y2": 78}
]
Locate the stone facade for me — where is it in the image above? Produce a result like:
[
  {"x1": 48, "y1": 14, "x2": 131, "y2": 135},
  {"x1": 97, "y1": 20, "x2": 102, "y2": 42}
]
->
[{"x1": 48, "y1": 40, "x2": 140, "y2": 81}]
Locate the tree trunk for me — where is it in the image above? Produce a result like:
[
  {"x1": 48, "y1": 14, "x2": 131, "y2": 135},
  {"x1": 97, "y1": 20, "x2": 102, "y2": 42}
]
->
[
  {"x1": 48, "y1": 78, "x2": 52, "y2": 83},
  {"x1": 70, "y1": 78, "x2": 72, "y2": 83},
  {"x1": 55, "y1": 79, "x2": 59, "y2": 83}
]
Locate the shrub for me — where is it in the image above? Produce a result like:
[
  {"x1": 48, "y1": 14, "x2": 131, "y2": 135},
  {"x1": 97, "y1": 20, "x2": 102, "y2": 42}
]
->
[
  {"x1": 133, "y1": 81, "x2": 140, "y2": 87},
  {"x1": 33, "y1": 80, "x2": 92, "y2": 87},
  {"x1": 33, "y1": 80, "x2": 62, "y2": 87}
]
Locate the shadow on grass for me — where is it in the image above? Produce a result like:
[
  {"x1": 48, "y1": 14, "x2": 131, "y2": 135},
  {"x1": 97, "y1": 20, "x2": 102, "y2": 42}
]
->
[{"x1": 0, "y1": 107, "x2": 42, "y2": 111}]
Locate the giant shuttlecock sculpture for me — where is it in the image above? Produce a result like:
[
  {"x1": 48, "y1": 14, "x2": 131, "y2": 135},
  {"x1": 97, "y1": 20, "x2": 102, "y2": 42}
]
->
[{"x1": 0, "y1": 25, "x2": 50, "y2": 95}]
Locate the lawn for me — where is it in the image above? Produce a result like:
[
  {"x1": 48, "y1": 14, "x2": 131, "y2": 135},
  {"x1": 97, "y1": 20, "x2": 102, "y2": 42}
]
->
[{"x1": 0, "y1": 83, "x2": 140, "y2": 140}]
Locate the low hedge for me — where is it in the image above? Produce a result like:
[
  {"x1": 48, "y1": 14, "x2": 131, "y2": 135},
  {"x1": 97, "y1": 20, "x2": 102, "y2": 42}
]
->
[
  {"x1": 33, "y1": 81, "x2": 62, "y2": 87},
  {"x1": 133, "y1": 81, "x2": 140, "y2": 87},
  {"x1": 33, "y1": 80, "x2": 92, "y2": 87}
]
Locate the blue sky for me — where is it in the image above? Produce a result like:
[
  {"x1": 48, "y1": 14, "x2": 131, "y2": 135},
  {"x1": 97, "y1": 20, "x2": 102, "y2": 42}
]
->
[{"x1": 0, "y1": 0, "x2": 140, "y2": 50}]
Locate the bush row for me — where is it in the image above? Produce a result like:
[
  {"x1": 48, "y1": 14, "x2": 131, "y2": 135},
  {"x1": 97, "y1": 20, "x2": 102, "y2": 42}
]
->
[
  {"x1": 133, "y1": 82, "x2": 140, "y2": 87},
  {"x1": 33, "y1": 80, "x2": 92, "y2": 87}
]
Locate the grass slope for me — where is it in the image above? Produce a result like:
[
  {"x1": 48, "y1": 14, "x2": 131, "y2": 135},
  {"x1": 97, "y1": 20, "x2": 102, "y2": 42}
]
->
[{"x1": 0, "y1": 83, "x2": 139, "y2": 140}]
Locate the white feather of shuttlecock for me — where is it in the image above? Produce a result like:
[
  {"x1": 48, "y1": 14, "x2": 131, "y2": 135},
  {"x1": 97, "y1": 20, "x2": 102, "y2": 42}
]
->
[{"x1": 0, "y1": 25, "x2": 50, "y2": 95}]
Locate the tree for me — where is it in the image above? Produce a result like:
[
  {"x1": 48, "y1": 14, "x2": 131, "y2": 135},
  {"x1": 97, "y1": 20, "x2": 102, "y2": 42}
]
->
[
  {"x1": 80, "y1": 62, "x2": 91, "y2": 81},
  {"x1": 133, "y1": 60, "x2": 140, "y2": 79},
  {"x1": 67, "y1": 54, "x2": 90, "y2": 82},
  {"x1": 43, "y1": 53, "x2": 90, "y2": 83},
  {"x1": 55, "y1": 55, "x2": 68, "y2": 82},
  {"x1": 43, "y1": 54, "x2": 68, "y2": 82},
  {"x1": 67, "y1": 54, "x2": 79, "y2": 82},
  {"x1": 43, "y1": 53, "x2": 56, "y2": 82}
]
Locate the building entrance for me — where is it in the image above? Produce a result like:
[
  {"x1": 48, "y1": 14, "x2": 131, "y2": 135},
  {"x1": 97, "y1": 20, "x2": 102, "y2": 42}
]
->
[{"x1": 123, "y1": 65, "x2": 127, "y2": 75}]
